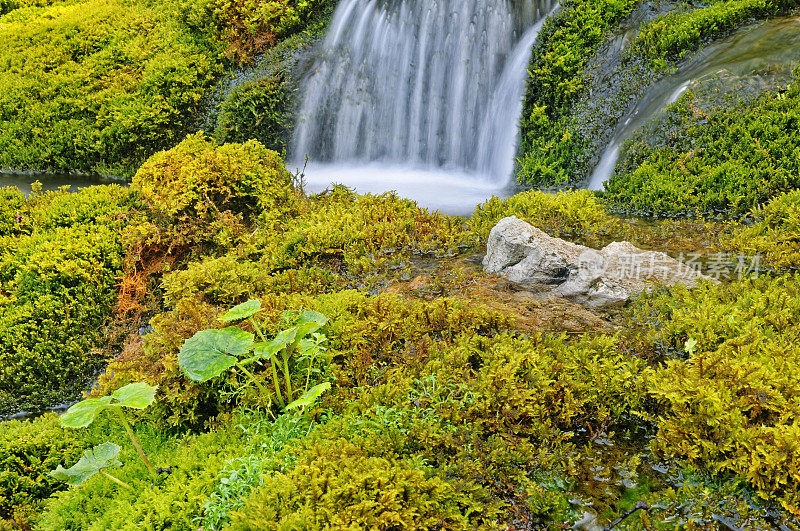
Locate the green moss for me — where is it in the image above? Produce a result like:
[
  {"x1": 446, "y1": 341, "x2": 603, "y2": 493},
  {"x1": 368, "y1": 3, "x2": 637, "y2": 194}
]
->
[
  {"x1": 634, "y1": 0, "x2": 799, "y2": 62},
  {"x1": 0, "y1": 186, "x2": 128, "y2": 414},
  {"x1": 213, "y1": 33, "x2": 315, "y2": 152},
  {"x1": 228, "y1": 438, "x2": 496, "y2": 530},
  {"x1": 129, "y1": 133, "x2": 297, "y2": 253},
  {"x1": 469, "y1": 189, "x2": 616, "y2": 243},
  {"x1": 604, "y1": 78, "x2": 800, "y2": 216},
  {"x1": 627, "y1": 275, "x2": 800, "y2": 515},
  {"x1": 0, "y1": 188, "x2": 25, "y2": 236},
  {"x1": 0, "y1": 413, "x2": 88, "y2": 529},
  {"x1": 725, "y1": 189, "x2": 800, "y2": 270},
  {"x1": 37, "y1": 420, "x2": 246, "y2": 530},
  {"x1": 251, "y1": 186, "x2": 471, "y2": 274},
  {"x1": 161, "y1": 255, "x2": 341, "y2": 308},
  {"x1": 517, "y1": 0, "x2": 641, "y2": 186},
  {"x1": 181, "y1": 0, "x2": 334, "y2": 63},
  {"x1": 0, "y1": 0, "x2": 56, "y2": 17},
  {"x1": 0, "y1": 0, "x2": 223, "y2": 175},
  {"x1": 0, "y1": 0, "x2": 335, "y2": 175},
  {"x1": 517, "y1": 0, "x2": 799, "y2": 189}
]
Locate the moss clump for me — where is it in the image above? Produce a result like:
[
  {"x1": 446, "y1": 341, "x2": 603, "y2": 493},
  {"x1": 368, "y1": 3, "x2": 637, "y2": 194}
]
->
[
  {"x1": 0, "y1": 188, "x2": 25, "y2": 236},
  {"x1": 627, "y1": 275, "x2": 800, "y2": 515},
  {"x1": 213, "y1": 33, "x2": 315, "y2": 152},
  {"x1": 129, "y1": 132, "x2": 297, "y2": 253},
  {"x1": 37, "y1": 419, "x2": 246, "y2": 531},
  {"x1": 634, "y1": 0, "x2": 799, "y2": 62},
  {"x1": 0, "y1": 0, "x2": 222, "y2": 176},
  {"x1": 470, "y1": 189, "x2": 616, "y2": 243},
  {"x1": 228, "y1": 438, "x2": 490, "y2": 530},
  {"x1": 517, "y1": 0, "x2": 798, "y2": 189},
  {"x1": 0, "y1": 185, "x2": 128, "y2": 415},
  {"x1": 603, "y1": 77, "x2": 800, "y2": 216},
  {"x1": 184, "y1": 0, "x2": 334, "y2": 63},
  {"x1": 517, "y1": 0, "x2": 641, "y2": 186},
  {"x1": 725, "y1": 189, "x2": 800, "y2": 270},
  {"x1": 249, "y1": 186, "x2": 470, "y2": 275},
  {"x1": 160, "y1": 254, "x2": 340, "y2": 308},
  {"x1": 0, "y1": 413, "x2": 88, "y2": 529}
]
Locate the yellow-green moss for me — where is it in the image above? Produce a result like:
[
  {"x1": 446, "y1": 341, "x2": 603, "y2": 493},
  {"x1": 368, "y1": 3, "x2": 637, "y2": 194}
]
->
[
  {"x1": 725, "y1": 189, "x2": 800, "y2": 271},
  {"x1": 0, "y1": 186, "x2": 128, "y2": 414},
  {"x1": 629, "y1": 275, "x2": 800, "y2": 515},
  {"x1": 0, "y1": 413, "x2": 88, "y2": 529},
  {"x1": 228, "y1": 438, "x2": 494, "y2": 530}
]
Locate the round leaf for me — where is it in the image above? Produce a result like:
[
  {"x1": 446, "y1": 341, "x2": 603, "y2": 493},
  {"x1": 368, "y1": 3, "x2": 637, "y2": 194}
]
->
[
  {"x1": 298, "y1": 310, "x2": 328, "y2": 326},
  {"x1": 49, "y1": 442, "x2": 121, "y2": 486},
  {"x1": 179, "y1": 328, "x2": 254, "y2": 382},
  {"x1": 60, "y1": 396, "x2": 114, "y2": 428},
  {"x1": 219, "y1": 299, "x2": 262, "y2": 323},
  {"x1": 111, "y1": 382, "x2": 158, "y2": 409}
]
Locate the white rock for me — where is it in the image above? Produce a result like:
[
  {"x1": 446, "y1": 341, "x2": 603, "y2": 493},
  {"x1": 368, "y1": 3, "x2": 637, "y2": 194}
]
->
[{"x1": 483, "y1": 216, "x2": 713, "y2": 307}]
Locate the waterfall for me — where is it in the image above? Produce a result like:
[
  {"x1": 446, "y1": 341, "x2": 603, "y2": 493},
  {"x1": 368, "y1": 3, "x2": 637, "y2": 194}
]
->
[
  {"x1": 588, "y1": 17, "x2": 800, "y2": 192},
  {"x1": 290, "y1": 0, "x2": 556, "y2": 214}
]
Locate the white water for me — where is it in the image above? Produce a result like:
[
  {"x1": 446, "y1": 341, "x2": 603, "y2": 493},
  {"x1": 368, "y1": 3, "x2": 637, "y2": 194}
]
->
[
  {"x1": 588, "y1": 17, "x2": 800, "y2": 191},
  {"x1": 291, "y1": 0, "x2": 556, "y2": 214}
]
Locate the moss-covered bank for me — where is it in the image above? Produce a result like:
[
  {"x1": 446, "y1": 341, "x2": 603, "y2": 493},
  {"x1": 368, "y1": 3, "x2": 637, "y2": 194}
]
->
[{"x1": 2, "y1": 138, "x2": 799, "y2": 529}]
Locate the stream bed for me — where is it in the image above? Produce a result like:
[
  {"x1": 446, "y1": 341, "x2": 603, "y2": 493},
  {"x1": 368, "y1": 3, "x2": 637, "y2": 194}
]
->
[{"x1": 0, "y1": 171, "x2": 118, "y2": 194}]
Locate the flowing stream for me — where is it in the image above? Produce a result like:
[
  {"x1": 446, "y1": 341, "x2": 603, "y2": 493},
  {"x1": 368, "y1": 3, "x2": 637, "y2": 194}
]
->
[
  {"x1": 291, "y1": 0, "x2": 556, "y2": 215},
  {"x1": 588, "y1": 16, "x2": 800, "y2": 191}
]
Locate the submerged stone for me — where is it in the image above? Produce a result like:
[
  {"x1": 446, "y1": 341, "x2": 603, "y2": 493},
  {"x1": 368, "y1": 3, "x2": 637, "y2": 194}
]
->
[{"x1": 483, "y1": 216, "x2": 712, "y2": 307}]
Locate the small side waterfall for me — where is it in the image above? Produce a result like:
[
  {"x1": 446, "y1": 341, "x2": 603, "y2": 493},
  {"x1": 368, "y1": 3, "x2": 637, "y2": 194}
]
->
[
  {"x1": 291, "y1": 0, "x2": 556, "y2": 213},
  {"x1": 588, "y1": 17, "x2": 800, "y2": 191}
]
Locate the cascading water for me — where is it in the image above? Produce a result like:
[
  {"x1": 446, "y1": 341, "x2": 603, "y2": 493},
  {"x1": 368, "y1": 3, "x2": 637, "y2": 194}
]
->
[
  {"x1": 291, "y1": 0, "x2": 556, "y2": 214},
  {"x1": 588, "y1": 16, "x2": 800, "y2": 191}
]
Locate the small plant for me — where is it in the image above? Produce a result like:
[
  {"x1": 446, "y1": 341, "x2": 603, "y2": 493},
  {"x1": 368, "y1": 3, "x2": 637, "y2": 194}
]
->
[
  {"x1": 178, "y1": 299, "x2": 331, "y2": 411},
  {"x1": 50, "y1": 442, "x2": 131, "y2": 490},
  {"x1": 56, "y1": 382, "x2": 158, "y2": 478}
]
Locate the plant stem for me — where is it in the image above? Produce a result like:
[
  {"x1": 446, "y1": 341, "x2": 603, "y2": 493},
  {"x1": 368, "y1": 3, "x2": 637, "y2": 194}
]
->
[
  {"x1": 235, "y1": 362, "x2": 273, "y2": 402},
  {"x1": 305, "y1": 349, "x2": 316, "y2": 394},
  {"x1": 248, "y1": 317, "x2": 267, "y2": 343},
  {"x1": 282, "y1": 350, "x2": 293, "y2": 401},
  {"x1": 115, "y1": 408, "x2": 156, "y2": 477},
  {"x1": 99, "y1": 469, "x2": 133, "y2": 490},
  {"x1": 248, "y1": 317, "x2": 285, "y2": 407},
  {"x1": 269, "y1": 359, "x2": 285, "y2": 407}
]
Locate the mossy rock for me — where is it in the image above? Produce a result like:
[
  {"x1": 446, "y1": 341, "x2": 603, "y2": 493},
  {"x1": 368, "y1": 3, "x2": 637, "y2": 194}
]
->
[{"x1": 130, "y1": 133, "x2": 298, "y2": 251}]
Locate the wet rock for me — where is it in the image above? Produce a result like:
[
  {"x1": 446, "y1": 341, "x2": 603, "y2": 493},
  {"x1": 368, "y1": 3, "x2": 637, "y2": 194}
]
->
[{"x1": 483, "y1": 216, "x2": 712, "y2": 307}]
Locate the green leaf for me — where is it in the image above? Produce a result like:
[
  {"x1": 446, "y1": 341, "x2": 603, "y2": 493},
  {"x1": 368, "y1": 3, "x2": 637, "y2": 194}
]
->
[
  {"x1": 219, "y1": 299, "x2": 262, "y2": 323},
  {"x1": 251, "y1": 341, "x2": 283, "y2": 362},
  {"x1": 294, "y1": 320, "x2": 324, "y2": 339},
  {"x1": 60, "y1": 396, "x2": 114, "y2": 429},
  {"x1": 111, "y1": 382, "x2": 158, "y2": 409},
  {"x1": 49, "y1": 442, "x2": 121, "y2": 486},
  {"x1": 297, "y1": 310, "x2": 328, "y2": 326},
  {"x1": 286, "y1": 382, "x2": 331, "y2": 411},
  {"x1": 266, "y1": 326, "x2": 300, "y2": 353},
  {"x1": 179, "y1": 328, "x2": 254, "y2": 382}
]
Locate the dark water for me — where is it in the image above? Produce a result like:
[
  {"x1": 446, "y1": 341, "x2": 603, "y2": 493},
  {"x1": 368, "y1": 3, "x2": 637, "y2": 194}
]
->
[{"x1": 0, "y1": 171, "x2": 119, "y2": 194}]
